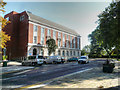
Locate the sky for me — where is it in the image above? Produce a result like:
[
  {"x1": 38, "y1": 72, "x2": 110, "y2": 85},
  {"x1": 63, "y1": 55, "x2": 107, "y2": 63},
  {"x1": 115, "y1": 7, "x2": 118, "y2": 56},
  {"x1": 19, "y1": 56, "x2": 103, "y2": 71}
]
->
[{"x1": 3, "y1": 1, "x2": 112, "y2": 49}]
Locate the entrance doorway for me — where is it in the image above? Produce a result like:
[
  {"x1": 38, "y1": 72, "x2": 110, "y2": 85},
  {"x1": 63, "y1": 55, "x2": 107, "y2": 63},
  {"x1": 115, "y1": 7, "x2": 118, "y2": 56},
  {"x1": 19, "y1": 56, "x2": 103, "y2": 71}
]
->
[{"x1": 33, "y1": 48, "x2": 37, "y2": 55}]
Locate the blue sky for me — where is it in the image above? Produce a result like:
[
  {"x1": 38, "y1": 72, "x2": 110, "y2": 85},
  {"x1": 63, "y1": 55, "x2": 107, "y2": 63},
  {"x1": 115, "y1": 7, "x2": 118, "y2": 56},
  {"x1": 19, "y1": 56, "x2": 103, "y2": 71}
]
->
[{"x1": 3, "y1": 2, "x2": 111, "y2": 49}]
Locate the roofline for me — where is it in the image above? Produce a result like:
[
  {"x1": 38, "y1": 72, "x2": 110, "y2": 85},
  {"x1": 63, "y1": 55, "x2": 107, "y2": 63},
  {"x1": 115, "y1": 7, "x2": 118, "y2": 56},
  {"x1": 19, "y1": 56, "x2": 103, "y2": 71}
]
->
[{"x1": 25, "y1": 11, "x2": 80, "y2": 36}]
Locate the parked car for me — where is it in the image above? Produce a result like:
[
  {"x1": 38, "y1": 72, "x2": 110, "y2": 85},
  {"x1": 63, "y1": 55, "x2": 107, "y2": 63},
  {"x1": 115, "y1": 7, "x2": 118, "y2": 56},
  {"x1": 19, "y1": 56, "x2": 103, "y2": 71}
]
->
[
  {"x1": 44, "y1": 55, "x2": 62, "y2": 64},
  {"x1": 43, "y1": 56, "x2": 53, "y2": 64},
  {"x1": 61, "y1": 57, "x2": 65, "y2": 63},
  {"x1": 78, "y1": 56, "x2": 89, "y2": 64},
  {"x1": 22, "y1": 55, "x2": 44, "y2": 66},
  {"x1": 67, "y1": 57, "x2": 78, "y2": 62}
]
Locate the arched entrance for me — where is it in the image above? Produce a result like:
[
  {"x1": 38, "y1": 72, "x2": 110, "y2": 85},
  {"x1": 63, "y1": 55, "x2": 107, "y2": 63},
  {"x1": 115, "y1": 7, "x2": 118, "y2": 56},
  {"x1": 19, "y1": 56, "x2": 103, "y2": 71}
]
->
[{"x1": 33, "y1": 48, "x2": 37, "y2": 55}]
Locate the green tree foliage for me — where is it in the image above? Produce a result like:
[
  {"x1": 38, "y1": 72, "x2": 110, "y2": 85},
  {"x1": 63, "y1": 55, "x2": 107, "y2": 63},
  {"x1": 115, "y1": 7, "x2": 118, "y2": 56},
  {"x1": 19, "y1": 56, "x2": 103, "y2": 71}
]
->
[
  {"x1": 81, "y1": 45, "x2": 90, "y2": 56},
  {"x1": 89, "y1": 1, "x2": 120, "y2": 59},
  {"x1": 46, "y1": 38, "x2": 57, "y2": 56}
]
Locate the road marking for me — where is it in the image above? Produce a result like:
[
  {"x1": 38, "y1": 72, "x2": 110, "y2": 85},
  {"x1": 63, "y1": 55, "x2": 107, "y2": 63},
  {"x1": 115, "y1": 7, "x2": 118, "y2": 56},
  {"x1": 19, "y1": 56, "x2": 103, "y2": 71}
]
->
[
  {"x1": 13, "y1": 70, "x2": 31, "y2": 75},
  {"x1": 2, "y1": 75, "x2": 27, "y2": 80},
  {"x1": 20, "y1": 68, "x2": 93, "y2": 89}
]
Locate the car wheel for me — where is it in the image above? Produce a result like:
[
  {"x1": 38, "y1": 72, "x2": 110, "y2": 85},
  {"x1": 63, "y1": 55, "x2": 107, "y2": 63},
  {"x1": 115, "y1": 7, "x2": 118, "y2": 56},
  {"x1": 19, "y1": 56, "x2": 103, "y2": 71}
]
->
[
  {"x1": 44, "y1": 61, "x2": 46, "y2": 64},
  {"x1": 32, "y1": 62, "x2": 37, "y2": 66},
  {"x1": 22, "y1": 62, "x2": 25, "y2": 66},
  {"x1": 39, "y1": 64, "x2": 42, "y2": 66},
  {"x1": 78, "y1": 61, "x2": 80, "y2": 64}
]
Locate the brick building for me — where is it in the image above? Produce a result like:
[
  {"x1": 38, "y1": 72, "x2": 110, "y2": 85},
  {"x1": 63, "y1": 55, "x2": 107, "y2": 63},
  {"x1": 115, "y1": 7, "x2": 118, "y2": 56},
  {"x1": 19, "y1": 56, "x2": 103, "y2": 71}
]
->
[{"x1": 4, "y1": 11, "x2": 81, "y2": 60}]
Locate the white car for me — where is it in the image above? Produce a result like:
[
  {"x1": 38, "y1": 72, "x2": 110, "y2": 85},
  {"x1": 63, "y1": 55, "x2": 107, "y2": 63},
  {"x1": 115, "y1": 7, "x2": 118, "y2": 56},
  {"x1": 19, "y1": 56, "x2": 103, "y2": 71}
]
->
[{"x1": 78, "y1": 56, "x2": 89, "y2": 64}]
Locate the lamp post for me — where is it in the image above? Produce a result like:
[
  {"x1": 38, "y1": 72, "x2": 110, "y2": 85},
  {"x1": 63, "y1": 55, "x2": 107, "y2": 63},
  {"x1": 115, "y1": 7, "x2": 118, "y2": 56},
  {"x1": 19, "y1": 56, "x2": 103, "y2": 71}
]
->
[{"x1": 3, "y1": 47, "x2": 6, "y2": 56}]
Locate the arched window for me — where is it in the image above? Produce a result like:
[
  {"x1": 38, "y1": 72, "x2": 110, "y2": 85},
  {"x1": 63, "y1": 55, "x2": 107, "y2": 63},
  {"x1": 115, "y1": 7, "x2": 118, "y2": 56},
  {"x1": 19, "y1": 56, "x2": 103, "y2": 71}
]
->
[
  {"x1": 78, "y1": 51, "x2": 79, "y2": 56},
  {"x1": 62, "y1": 51, "x2": 65, "y2": 56},
  {"x1": 33, "y1": 48, "x2": 37, "y2": 55},
  {"x1": 58, "y1": 50, "x2": 61, "y2": 56}
]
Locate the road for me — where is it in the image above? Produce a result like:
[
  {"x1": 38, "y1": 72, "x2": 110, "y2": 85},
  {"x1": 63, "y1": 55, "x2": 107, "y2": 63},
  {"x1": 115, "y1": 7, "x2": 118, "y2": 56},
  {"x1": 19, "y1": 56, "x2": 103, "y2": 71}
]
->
[{"x1": 2, "y1": 60, "x2": 104, "y2": 88}]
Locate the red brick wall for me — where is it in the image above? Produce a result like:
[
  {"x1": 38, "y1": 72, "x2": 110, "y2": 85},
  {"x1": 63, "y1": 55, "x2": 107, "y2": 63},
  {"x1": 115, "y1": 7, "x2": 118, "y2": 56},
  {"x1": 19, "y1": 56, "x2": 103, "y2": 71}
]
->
[
  {"x1": 4, "y1": 11, "x2": 20, "y2": 59},
  {"x1": 28, "y1": 23, "x2": 33, "y2": 43},
  {"x1": 37, "y1": 26, "x2": 41, "y2": 44},
  {"x1": 18, "y1": 11, "x2": 29, "y2": 57},
  {"x1": 3, "y1": 11, "x2": 29, "y2": 59}
]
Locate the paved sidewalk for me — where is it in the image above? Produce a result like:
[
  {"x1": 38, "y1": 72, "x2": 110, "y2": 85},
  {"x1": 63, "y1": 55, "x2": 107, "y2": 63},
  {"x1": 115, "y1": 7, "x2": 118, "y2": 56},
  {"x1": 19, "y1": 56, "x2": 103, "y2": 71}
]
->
[{"x1": 0, "y1": 61, "x2": 34, "y2": 75}]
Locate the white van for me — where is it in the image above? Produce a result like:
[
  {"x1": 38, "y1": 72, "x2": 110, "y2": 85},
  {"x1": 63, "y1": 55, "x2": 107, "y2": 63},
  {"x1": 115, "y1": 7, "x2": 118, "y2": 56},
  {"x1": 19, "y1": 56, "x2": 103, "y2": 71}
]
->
[
  {"x1": 44, "y1": 55, "x2": 62, "y2": 64},
  {"x1": 22, "y1": 55, "x2": 44, "y2": 66},
  {"x1": 78, "y1": 56, "x2": 89, "y2": 64}
]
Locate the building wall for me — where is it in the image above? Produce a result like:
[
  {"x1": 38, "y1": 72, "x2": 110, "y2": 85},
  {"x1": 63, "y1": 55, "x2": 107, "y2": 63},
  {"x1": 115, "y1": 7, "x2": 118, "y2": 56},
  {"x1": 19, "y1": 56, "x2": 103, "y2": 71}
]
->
[
  {"x1": 27, "y1": 21, "x2": 81, "y2": 60},
  {"x1": 4, "y1": 11, "x2": 20, "y2": 59},
  {"x1": 4, "y1": 11, "x2": 29, "y2": 60},
  {"x1": 4, "y1": 11, "x2": 81, "y2": 60},
  {"x1": 18, "y1": 11, "x2": 29, "y2": 58}
]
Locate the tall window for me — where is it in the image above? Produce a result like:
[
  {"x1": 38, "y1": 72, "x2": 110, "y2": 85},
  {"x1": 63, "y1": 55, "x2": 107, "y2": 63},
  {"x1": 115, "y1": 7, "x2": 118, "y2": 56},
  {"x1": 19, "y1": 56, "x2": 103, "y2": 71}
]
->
[
  {"x1": 74, "y1": 51, "x2": 76, "y2": 56},
  {"x1": 58, "y1": 50, "x2": 61, "y2": 56},
  {"x1": 70, "y1": 51, "x2": 72, "y2": 56},
  {"x1": 78, "y1": 51, "x2": 79, "y2": 56},
  {"x1": 67, "y1": 51, "x2": 69, "y2": 56},
  {"x1": 73, "y1": 38, "x2": 76, "y2": 48},
  {"x1": 33, "y1": 36, "x2": 37, "y2": 43},
  {"x1": 34, "y1": 25, "x2": 38, "y2": 32},
  {"x1": 40, "y1": 49, "x2": 44, "y2": 55},
  {"x1": 47, "y1": 29, "x2": 51, "y2": 36},
  {"x1": 58, "y1": 32, "x2": 61, "y2": 47},
  {"x1": 33, "y1": 25, "x2": 38, "y2": 44},
  {"x1": 62, "y1": 51, "x2": 65, "y2": 56},
  {"x1": 53, "y1": 31, "x2": 56, "y2": 41},
  {"x1": 66, "y1": 35, "x2": 69, "y2": 48},
  {"x1": 41, "y1": 27, "x2": 45, "y2": 45},
  {"x1": 62, "y1": 33, "x2": 65, "y2": 47},
  {"x1": 70, "y1": 36, "x2": 72, "y2": 48},
  {"x1": 77, "y1": 37, "x2": 79, "y2": 49}
]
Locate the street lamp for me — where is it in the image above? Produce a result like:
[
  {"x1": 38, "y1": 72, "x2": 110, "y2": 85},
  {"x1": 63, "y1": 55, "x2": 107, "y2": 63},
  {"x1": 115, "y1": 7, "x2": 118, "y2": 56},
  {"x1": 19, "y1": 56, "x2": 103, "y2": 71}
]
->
[{"x1": 3, "y1": 47, "x2": 6, "y2": 56}]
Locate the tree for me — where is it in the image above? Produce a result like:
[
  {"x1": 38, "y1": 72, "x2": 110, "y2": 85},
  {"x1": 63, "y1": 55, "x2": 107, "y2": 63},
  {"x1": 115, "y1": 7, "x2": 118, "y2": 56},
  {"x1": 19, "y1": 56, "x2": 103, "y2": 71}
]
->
[
  {"x1": 81, "y1": 45, "x2": 90, "y2": 56},
  {"x1": 88, "y1": 1, "x2": 120, "y2": 59},
  {"x1": 46, "y1": 38, "x2": 57, "y2": 56},
  {"x1": 0, "y1": 0, "x2": 10, "y2": 52}
]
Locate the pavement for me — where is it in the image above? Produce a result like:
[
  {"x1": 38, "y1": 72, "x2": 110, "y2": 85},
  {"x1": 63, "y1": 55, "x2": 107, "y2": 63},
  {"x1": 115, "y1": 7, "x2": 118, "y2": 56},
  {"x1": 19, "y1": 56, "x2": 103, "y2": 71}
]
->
[{"x1": 0, "y1": 61, "x2": 35, "y2": 75}]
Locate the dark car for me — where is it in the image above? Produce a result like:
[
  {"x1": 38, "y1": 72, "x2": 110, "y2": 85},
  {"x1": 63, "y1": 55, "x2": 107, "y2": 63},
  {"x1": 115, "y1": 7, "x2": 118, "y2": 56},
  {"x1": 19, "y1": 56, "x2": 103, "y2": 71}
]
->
[
  {"x1": 61, "y1": 57, "x2": 65, "y2": 63},
  {"x1": 67, "y1": 57, "x2": 78, "y2": 62}
]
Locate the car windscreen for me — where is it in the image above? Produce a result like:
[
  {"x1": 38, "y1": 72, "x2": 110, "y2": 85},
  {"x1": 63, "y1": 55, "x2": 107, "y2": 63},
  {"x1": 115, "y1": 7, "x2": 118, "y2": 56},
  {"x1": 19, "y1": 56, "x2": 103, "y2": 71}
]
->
[
  {"x1": 80, "y1": 57, "x2": 87, "y2": 59},
  {"x1": 28, "y1": 56, "x2": 36, "y2": 60},
  {"x1": 38, "y1": 56, "x2": 45, "y2": 59}
]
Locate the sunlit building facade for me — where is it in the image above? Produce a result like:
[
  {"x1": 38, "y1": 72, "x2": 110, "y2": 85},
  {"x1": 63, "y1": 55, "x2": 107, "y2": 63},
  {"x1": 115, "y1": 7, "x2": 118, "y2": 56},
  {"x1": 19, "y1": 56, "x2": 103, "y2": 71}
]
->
[{"x1": 4, "y1": 11, "x2": 81, "y2": 60}]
